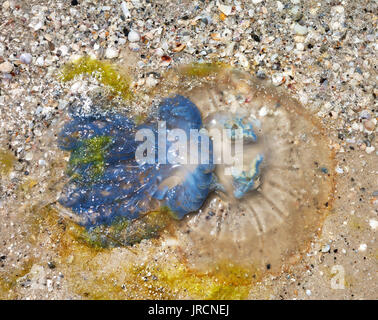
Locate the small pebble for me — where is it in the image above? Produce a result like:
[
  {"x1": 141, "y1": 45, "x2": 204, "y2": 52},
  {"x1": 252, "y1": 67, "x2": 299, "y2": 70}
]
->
[
  {"x1": 259, "y1": 106, "x2": 268, "y2": 117},
  {"x1": 272, "y1": 73, "x2": 284, "y2": 86},
  {"x1": 35, "y1": 57, "x2": 44, "y2": 66},
  {"x1": 351, "y1": 122, "x2": 361, "y2": 131},
  {"x1": 251, "y1": 34, "x2": 260, "y2": 42},
  {"x1": 363, "y1": 120, "x2": 375, "y2": 131},
  {"x1": 358, "y1": 244, "x2": 367, "y2": 252},
  {"x1": 105, "y1": 47, "x2": 119, "y2": 59},
  {"x1": 365, "y1": 146, "x2": 375, "y2": 154},
  {"x1": 155, "y1": 48, "x2": 164, "y2": 57},
  {"x1": 296, "y1": 43, "x2": 305, "y2": 51},
  {"x1": 359, "y1": 110, "x2": 371, "y2": 120},
  {"x1": 294, "y1": 24, "x2": 308, "y2": 35},
  {"x1": 218, "y1": 4, "x2": 232, "y2": 16},
  {"x1": 0, "y1": 61, "x2": 13, "y2": 73},
  {"x1": 28, "y1": 16, "x2": 44, "y2": 31},
  {"x1": 369, "y1": 219, "x2": 378, "y2": 230},
  {"x1": 58, "y1": 45, "x2": 69, "y2": 56},
  {"x1": 145, "y1": 75, "x2": 159, "y2": 88},
  {"x1": 20, "y1": 53, "x2": 32, "y2": 64},
  {"x1": 335, "y1": 166, "x2": 344, "y2": 174},
  {"x1": 25, "y1": 152, "x2": 33, "y2": 161},
  {"x1": 121, "y1": 2, "x2": 131, "y2": 18},
  {"x1": 128, "y1": 30, "x2": 140, "y2": 42}
]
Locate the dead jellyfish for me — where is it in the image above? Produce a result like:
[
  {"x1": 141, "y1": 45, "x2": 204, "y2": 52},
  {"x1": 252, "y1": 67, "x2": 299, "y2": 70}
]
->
[{"x1": 55, "y1": 64, "x2": 334, "y2": 274}]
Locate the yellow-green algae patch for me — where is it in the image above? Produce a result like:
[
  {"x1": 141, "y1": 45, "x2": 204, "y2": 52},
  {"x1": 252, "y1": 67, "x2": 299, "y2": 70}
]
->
[
  {"x1": 77, "y1": 207, "x2": 174, "y2": 248},
  {"x1": 22, "y1": 205, "x2": 260, "y2": 299},
  {"x1": 67, "y1": 135, "x2": 112, "y2": 182},
  {"x1": 0, "y1": 259, "x2": 35, "y2": 299},
  {"x1": 0, "y1": 149, "x2": 15, "y2": 176},
  {"x1": 59, "y1": 56, "x2": 133, "y2": 100},
  {"x1": 133, "y1": 113, "x2": 148, "y2": 125},
  {"x1": 179, "y1": 62, "x2": 229, "y2": 78},
  {"x1": 19, "y1": 178, "x2": 38, "y2": 193},
  {"x1": 131, "y1": 262, "x2": 260, "y2": 300}
]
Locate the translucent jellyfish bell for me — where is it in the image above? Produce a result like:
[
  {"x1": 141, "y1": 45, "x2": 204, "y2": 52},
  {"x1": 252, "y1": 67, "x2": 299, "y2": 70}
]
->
[{"x1": 170, "y1": 68, "x2": 335, "y2": 273}]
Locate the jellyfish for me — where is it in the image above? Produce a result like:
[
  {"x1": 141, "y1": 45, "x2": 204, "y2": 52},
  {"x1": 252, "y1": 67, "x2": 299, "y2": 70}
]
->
[{"x1": 57, "y1": 66, "x2": 334, "y2": 274}]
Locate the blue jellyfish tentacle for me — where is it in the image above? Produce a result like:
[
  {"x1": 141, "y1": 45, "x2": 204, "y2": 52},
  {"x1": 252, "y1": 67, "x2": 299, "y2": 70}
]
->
[
  {"x1": 222, "y1": 116, "x2": 257, "y2": 141},
  {"x1": 154, "y1": 95, "x2": 215, "y2": 219},
  {"x1": 232, "y1": 154, "x2": 264, "y2": 199},
  {"x1": 163, "y1": 163, "x2": 215, "y2": 219},
  {"x1": 204, "y1": 111, "x2": 264, "y2": 199},
  {"x1": 158, "y1": 95, "x2": 203, "y2": 130}
]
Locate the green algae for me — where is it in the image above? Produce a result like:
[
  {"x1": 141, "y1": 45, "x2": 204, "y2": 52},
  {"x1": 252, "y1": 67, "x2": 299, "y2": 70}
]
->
[
  {"x1": 59, "y1": 56, "x2": 133, "y2": 100},
  {"x1": 134, "y1": 113, "x2": 148, "y2": 125},
  {"x1": 67, "y1": 135, "x2": 112, "y2": 182},
  {"x1": 0, "y1": 149, "x2": 15, "y2": 176},
  {"x1": 180, "y1": 62, "x2": 227, "y2": 78},
  {"x1": 76, "y1": 206, "x2": 173, "y2": 248},
  {"x1": 132, "y1": 261, "x2": 259, "y2": 300},
  {"x1": 112, "y1": 207, "x2": 172, "y2": 245}
]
